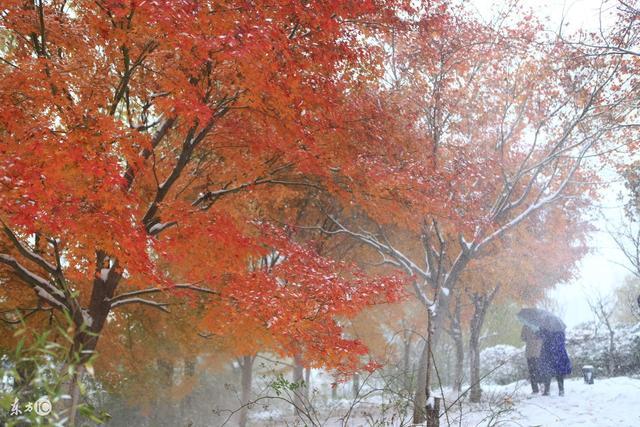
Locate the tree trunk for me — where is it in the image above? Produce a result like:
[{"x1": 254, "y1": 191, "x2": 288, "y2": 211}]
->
[
  {"x1": 304, "y1": 367, "x2": 311, "y2": 399},
  {"x1": 468, "y1": 333, "x2": 481, "y2": 403},
  {"x1": 413, "y1": 339, "x2": 429, "y2": 424},
  {"x1": 292, "y1": 354, "x2": 306, "y2": 415},
  {"x1": 608, "y1": 330, "x2": 616, "y2": 376},
  {"x1": 402, "y1": 331, "x2": 413, "y2": 392},
  {"x1": 157, "y1": 359, "x2": 175, "y2": 386},
  {"x1": 238, "y1": 355, "x2": 255, "y2": 427},
  {"x1": 451, "y1": 295, "x2": 464, "y2": 393},
  {"x1": 426, "y1": 397, "x2": 441, "y2": 427},
  {"x1": 467, "y1": 287, "x2": 498, "y2": 403},
  {"x1": 453, "y1": 331, "x2": 464, "y2": 393},
  {"x1": 352, "y1": 372, "x2": 360, "y2": 399},
  {"x1": 468, "y1": 303, "x2": 483, "y2": 403},
  {"x1": 67, "y1": 365, "x2": 84, "y2": 427},
  {"x1": 153, "y1": 359, "x2": 175, "y2": 426},
  {"x1": 66, "y1": 253, "x2": 123, "y2": 424},
  {"x1": 182, "y1": 358, "x2": 196, "y2": 424},
  {"x1": 413, "y1": 291, "x2": 446, "y2": 426}
]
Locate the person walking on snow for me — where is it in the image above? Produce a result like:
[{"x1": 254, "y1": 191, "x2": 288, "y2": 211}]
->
[
  {"x1": 521, "y1": 324, "x2": 543, "y2": 394},
  {"x1": 538, "y1": 328, "x2": 572, "y2": 396}
]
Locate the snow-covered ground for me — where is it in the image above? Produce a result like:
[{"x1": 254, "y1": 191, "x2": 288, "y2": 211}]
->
[
  {"x1": 246, "y1": 377, "x2": 640, "y2": 427},
  {"x1": 251, "y1": 375, "x2": 640, "y2": 426},
  {"x1": 455, "y1": 376, "x2": 640, "y2": 427}
]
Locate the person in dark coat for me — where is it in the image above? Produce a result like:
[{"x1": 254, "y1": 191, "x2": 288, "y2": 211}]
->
[
  {"x1": 538, "y1": 328, "x2": 572, "y2": 396},
  {"x1": 521, "y1": 325, "x2": 543, "y2": 393}
]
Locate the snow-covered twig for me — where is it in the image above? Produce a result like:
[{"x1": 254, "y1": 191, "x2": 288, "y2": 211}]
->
[{"x1": 110, "y1": 297, "x2": 171, "y2": 312}]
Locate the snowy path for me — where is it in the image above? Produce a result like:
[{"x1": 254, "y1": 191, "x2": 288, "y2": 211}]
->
[{"x1": 459, "y1": 376, "x2": 640, "y2": 426}]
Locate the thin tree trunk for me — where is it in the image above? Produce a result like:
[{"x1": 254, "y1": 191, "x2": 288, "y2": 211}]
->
[
  {"x1": 452, "y1": 295, "x2": 464, "y2": 393},
  {"x1": 352, "y1": 372, "x2": 360, "y2": 399},
  {"x1": 413, "y1": 290, "x2": 446, "y2": 426},
  {"x1": 67, "y1": 365, "x2": 84, "y2": 427},
  {"x1": 468, "y1": 332, "x2": 481, "y2": 403},
  {"x1": 608, "y1": 330, "x2": 615, "y2": 376},
  {"x1": 238, "y1": 355, "x2": 255, "y2": 427},
  {"x1": 304, "y1": 367, "x2": 311, "y2": 399},
  {"x1": 426, "y1": 397, "x2": 441, "y2": 427},
  {"x1": 453, "y1": 331, "x2": 464, "y2": 393},
  {"x1": 292, "y1": 354, "x2": 306, "y2": 415},
  {"x1": 413, "y1": 305, "x2": 440, "y2": 425},
  {"x1": 468, "y1": 287, "x2": 498, "y2": 403},
  {"x1": 154, "y1": 359, "x2": 175, "y2": 425},
  {"x1": 468, "y1": 303, "x2": 483, "y2": 403},
  {"x1": 402, "y1": 331, "x2": 413, "y2": 391},
  {"x1": 182, "y1": 357, "x2": 196, "y2": 424},
  {"x1": 413, "y1": 339, "x2": 429, "y2": 424}
]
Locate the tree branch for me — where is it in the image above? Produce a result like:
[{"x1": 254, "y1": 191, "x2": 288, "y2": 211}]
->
[
  {"x1": 0, "y1": 254, "x2": 67, "y2": 309},
  {"x1": 2, "y1": 222, "x2": 57, "y2": 274},
  {"x1": 110, "y1": 298, "x2": 170, "y2": 312},
  {"x1": 109, "y1": 283, "x2": 218, "y2": 304}
]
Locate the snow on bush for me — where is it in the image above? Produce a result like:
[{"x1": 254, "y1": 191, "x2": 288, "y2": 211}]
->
[
  {"x1": 480, "y1": 344, "x2": 527, "y2": 385},
  {"x1": 566, "y1": 322, "x2": 640, "y2": 377}
]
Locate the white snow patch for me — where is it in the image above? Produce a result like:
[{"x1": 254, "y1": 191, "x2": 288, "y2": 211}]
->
[
  {"x1": 428, "y1": 302, "x2": 437, "y2": 316},
  {"x1": 148, "y1": 222, "x2": 173, "y2": 234},
  {"x1": 426, "y1": 395, "x2": 435, "y2": 409},
  {"x1": 82, "y1": 309, "x2": 93, "y2": 327},
  {"x1": 453, "y1": 376, "x2": 640, "y2": 427}
]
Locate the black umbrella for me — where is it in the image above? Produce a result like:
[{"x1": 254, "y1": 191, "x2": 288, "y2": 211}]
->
[{"x1": 517, "y1": 308, "x2": 566, "y2": 332}]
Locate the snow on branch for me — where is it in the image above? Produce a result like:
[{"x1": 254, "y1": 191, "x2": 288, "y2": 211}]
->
[
  {"x1": 2, "y1": 223, "x2": 57, "y2": 274},
  {"x1": 476, "y1": 137, "x2": 594, "y2": 253},
  {"x1": 317, "y1": 215, "x2": 434, "y2": 307},
  {"x1": 147, "y1": 221, "x2": 177, "y2": 236},
  {"x1": 110, "y1": 297, "x2": 170, "y2": 312},
  {"x1": 0, "y1": 254, "x2": 67, "y2": 309},
  {"x1": 324, "y1": 215, "x2": 431, "y2": 280},
  {"x1": 108, "y1": 283, "x2": 218, "y2": 305},
  {"x1": 192, "y1": 175, "x2": 322, "y2": 211}
]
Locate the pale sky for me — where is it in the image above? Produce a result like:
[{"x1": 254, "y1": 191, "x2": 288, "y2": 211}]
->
[
  {"x1": 550, "y1": 178, "x2": 629, "y2": 328},
  {"x1": 469, "y1": 0, "x2": 631, "y2": 327},
  {"x1": 469, "y1": 0, "x2": 615, "y2": 30}
]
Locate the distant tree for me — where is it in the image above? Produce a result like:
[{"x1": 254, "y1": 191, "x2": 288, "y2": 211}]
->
[
  {"x1": 587, "y1": 290, "x2": 617, "y2": 376},
  {"x1": 481, "y1": 303, "x2": 523, "y2": 349},
  {"x1": 614, "y1": 276, "x2": 640, "y2": 325}
]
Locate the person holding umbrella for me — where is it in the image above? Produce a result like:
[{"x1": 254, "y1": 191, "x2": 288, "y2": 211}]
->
[
  {"x1": 518, "y1": 308, "x2": 572, "y2": 396},
  {"x1": 520, "y1": 323, "x2": 543, "y2": 393}
]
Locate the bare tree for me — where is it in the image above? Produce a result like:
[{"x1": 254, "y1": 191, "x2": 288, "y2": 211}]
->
[
  {"x1": 587, "y1": 291, "x2": 617, "y2": 376},
  {"x1": 614, "y1": 276, "x2": 640, "y2": 324},
  {"x1": 610, "y1": 221, "x2": 640, "y2": 280}
]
